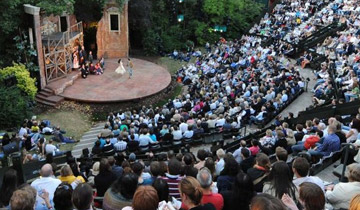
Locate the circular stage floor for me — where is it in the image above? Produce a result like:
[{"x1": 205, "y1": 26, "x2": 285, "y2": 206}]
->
[{"x1": 60, "y1": 58, "x2": 172, "y2": 103}]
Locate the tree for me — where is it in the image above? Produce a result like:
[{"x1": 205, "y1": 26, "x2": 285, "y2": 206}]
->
[{"x1": 0, "y1": 0, "x2": 75, "y2": 69}]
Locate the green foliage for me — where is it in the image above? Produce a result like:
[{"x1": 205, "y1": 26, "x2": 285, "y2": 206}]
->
[
  {"x1": 0, "y1": 63, "x2": 37, "y2": 99},
  {"x1": 36, "y1": 0, "x2": 75, "y2": 15},
  {"x1": 14, "y1": 32, "x2": 39, "y2": 72},
  {"x1": 74, "y1": 0, "x2": 105, "y2": 22},
  {"x1": 0, "y1": 85, "x2": 32, "y2": 129},
  {"x1": 142, "y1": 29, "x2": 161, "y2": 56},
  {"x1": 138, "y1": 0, "x2": 264, "y2": 55},
  {"x1": 114, "y1": 0, "x2": 128, "y2": 12}
]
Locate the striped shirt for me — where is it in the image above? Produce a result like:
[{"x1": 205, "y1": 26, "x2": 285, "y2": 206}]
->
[{"x1": 161, "y1": 174, "x2": 184, "y2": 200}]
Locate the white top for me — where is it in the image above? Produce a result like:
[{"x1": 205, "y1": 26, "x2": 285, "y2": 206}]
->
[
  {"x1": 347, "y1": 128, "x2": 359, "y2": 143},
  {"x1": 31, "y1": 176, "x2": 61, "y2": 202},
  {"x1": 293, "y1": 176, "x2": 325, "y2": 191},
  {"x1": 45, "y1": 144, "x2": 57, "y2": 154},
  {"x1": 326, "y1": 182, "x2": 360, "y2": 209},
  {"x1": 179, "y1": 123, "x2": 188, "y2": 134},
  {"x1": 172, "y1": 130, "x2": 183, "y2": 140}
]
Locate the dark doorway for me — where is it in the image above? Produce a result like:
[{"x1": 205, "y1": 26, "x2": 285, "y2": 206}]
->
[
  {"x1": 60, "y1": 16, "x2": 68, "y2": 32},
  {"x1": 83, "y1": 23, "x2": 98, "y2": 60}
]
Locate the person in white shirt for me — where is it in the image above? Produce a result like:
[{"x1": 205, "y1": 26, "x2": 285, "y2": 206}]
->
[
  {"x1": 171, "y1": 126, "x2": 183, "y2": 140},
  {"x1": 18, "y1": 123, "x2": 28, "y2": 138},
  {"x1": 183, "y1": 126, "x2": 194, "y2": 139},
  {"x1": 215, "y1": 149, "x2": 225, "y2": 176},
  {"x1": 31, "y1": 164, "x2": 61, "y2": 208},
  {"x1": 292, "y1": 157, "x2": 325, "y2": 191},
  {"x1": 179, "y1": 119, "x2": 188, "y2": 134}
]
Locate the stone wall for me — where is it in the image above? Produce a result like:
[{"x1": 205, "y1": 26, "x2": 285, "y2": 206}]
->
[{"x1": 96, "y1": 2, "x2": 129, "y2": 59}]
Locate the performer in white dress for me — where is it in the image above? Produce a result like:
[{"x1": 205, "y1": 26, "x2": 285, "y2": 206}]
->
[{"x1": 115, "y1": 59, "x2": 126, "y2": 75}]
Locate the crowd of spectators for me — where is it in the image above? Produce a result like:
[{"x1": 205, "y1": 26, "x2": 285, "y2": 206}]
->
[{"x1": 3, "y1": 0, "x2": 360, "y2": 209}]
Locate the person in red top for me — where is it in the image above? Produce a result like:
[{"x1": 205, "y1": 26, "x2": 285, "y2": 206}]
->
[
  {"x1": 197, "y1": 168, "x2": 224, "y2": 210},
  {"x1": 249, "y1": 140, "x2": 260, "y2": 156},
  {"x1": 291, "y1": 130, "x2": 323, "y2": 155}
]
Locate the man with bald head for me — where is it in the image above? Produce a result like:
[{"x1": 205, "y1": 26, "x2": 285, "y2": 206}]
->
[{"x1": 31, "y1": 163, "x2": 61, "y2": 209}]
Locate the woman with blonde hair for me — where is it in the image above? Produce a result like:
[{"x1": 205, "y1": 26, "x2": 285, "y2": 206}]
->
[
  {"x1": 179, "y1": 177, "x2": 215, "y2": 210},
  {"x1": 350, "y1": 194, "x2": 360, "y2": 210},
  {"x1": 58, "y1": 164, "x2": 85, "y2": 185},
  {"x1": 88, "y1": 162, "x2": 100, "y2": 187}
]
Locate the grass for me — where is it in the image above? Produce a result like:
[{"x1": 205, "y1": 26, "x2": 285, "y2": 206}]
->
[
  {"x1": 155, "y1": 84, "x2": 183, "y2": 107},
  {"x1": 157, "y1": 56, "x2": 197, "y2": 75},
  {"x1": 38, "y1": 110, "x2": 92, "y2": 151}
]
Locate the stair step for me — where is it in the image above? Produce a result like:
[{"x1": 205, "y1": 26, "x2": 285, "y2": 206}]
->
[
  {"x1": 37, "y1": 91, "x2": 52, "y2": 98},
  {"x1": 35, "y1": 98, "x2": 57, "y2": 107},
  {"x1": 36, "y1": 94, "x2": 64, "y2": 107},
  {"x1": 42, "y1": 88, "x2": 54, "y2": 94}
]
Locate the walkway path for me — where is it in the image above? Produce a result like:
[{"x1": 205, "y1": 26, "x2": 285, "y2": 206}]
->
[{"x1": 72, "y1": 122, "x2": 104, "y2": 157}]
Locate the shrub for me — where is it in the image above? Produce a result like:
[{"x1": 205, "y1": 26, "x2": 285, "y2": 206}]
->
[
  {"x1": 0, "y1": 63, "x2": 37, "y2": 99},
  {"x1": 0, "y1": 85, "x2": 32, "y2": 129}
]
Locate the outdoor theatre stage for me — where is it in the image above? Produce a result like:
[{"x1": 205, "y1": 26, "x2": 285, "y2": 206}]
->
[{"x1": 49, "y1": 58, "x2": 172, "y2": 103}]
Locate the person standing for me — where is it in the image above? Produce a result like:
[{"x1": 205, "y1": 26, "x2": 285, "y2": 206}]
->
[
  {"x1": 127, "y1": 58, "x2": 134, "y2": 79},
  {"x1": 115, "y1": 58, "x2": 126, "y2": 75}
]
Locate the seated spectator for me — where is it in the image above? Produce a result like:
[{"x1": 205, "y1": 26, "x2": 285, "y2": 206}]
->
[
  {"x1": 92, "y1": 140, "x2": 102, "y2": 156},
  {"x1": 58, "y1": 164, "x2": 85, "y2": 185},
  {"x1": 152, "y1": 178, "x2": 169, "y2": 202},
  {"x1": 179, "y1": 177, "x2": 216, "y2": 210},
  {"x1": 172, "y1": 125, "x2": 183, "y2": 140},
  {"x1": 196, "y1": 168, "x2": 224, "y2": 210},
  {"x1": 250, "y1": 194, "x2": 287, "y2": 210},
  {"x1": 132, "y1": 162, "x2": 152, "y2": 185},
  {"x1": 53, "y1": 183, "x2": 73, "y2": 210},
  {"x1": 259, "y1": 130, "x2": 275, "y2": 155},
  {"x1": 138, "y1": 129, "x2": 151, "y2": 151},
  {"x1": 275, "y1": 147, "x2": 288, "y2": 162},
  {"x1": 103, "y1": 172, "x2": 138, "y2": 210},
  {"x1": 294, "y1": 124, "x2": 305, "y2": 142},
  {"x1": 87, "y1": 161, "x2": 100, "y2": 187},
  {"x1": 127, "y1": 135, "x2": 140, "y2": 152},
  {"x1": 247, "y1": 153, "x2": 270, "y2": 192},
  {"x1": 114, "y1": 137, "x2": 127, "y2": 152},
  {"x1": 326, "y1": 163, "x2": 360, "y2": 209},
  {"x1": 0, "y1": 169, "x2": 18, "y2": 208},
  {"x1": 102, "y1": 139, "x2": 115, "y2": 156},
  {"x1": 292, "y1": 129, "x2": 323, "y2": 156},
  {"x1": 10, "y1": 185, "x2": 37, "y2": 210},
  {"x1": 346, "y1": 118, "x2": 360, "y2": 143},
  {"x1": 240, "y1": 148, "x2": 254, "y2": 173},
  {"x1": 282, "y1": 182, "x2": 325, "y2": 210},
  {"x1": 292, "y1": 157, "x2": 324, "y2": 191},
  {"x1": 232, "y1": 140, "x2": 248, "y2": 164},
  {"x1": 194, "y1": 149, "x2": 207, "y2": 170},
  {"x1": 95, "y1": 158, "x2": 117, "y2": 197},
  {"x1": 221, "y1": 172, "x2": 256, "y2": 210},
  {"x1": 99, "y1": 124, "x2": 112, "y2": 138},
  {"x1": 109, "y1": 156, "x2": 123, "y2": 178},
  {"x1": 183, "y1": 125, "x2": 194, "y2": 138},
  {"x1": 183, "y1": 153, "x2": 199, "y2": 178},
  {"x1": 161, "y1": 158, "x2": 184, "y2": 199},
  {"x1": 308, "y1": 125, "x2": 340, "y2": 158},
  {"x1": 263, "y1": 161, "x2": 298, "y2": 200},
  {"x1": 72, "y1": 183, "x2": 94, "y2": 210},
  {"x1": 122, "y1": 186, "x2": 159, "y2": 210},
  {"x1": 215, "y1": 149, "x2": 225, "y2": 176},
  {"x1": 31, "y1": 164, "x2": 61, "y2": 207},
  {"x1": 217, "y1": 157, "x2": 239, "y2": 193},
  {"x1": 249, "y1": 140, "x2": 260, "y2": 156}
]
